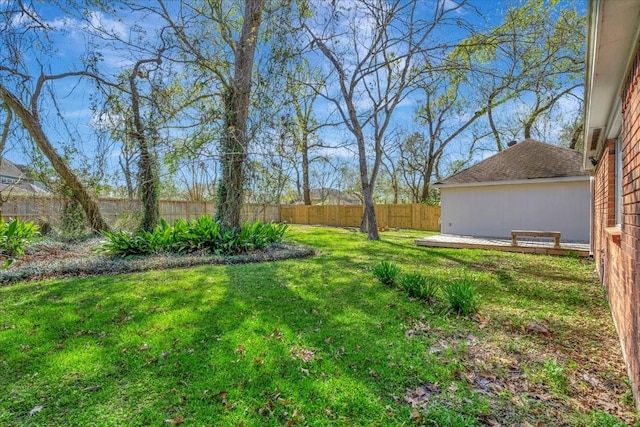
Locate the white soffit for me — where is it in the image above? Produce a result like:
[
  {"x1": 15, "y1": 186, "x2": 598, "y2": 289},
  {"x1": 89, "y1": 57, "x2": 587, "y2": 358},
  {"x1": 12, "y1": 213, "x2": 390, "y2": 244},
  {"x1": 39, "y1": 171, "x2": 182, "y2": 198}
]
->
[{"x1": 583, "y1": 0, "x2": 640, "y2": 171}]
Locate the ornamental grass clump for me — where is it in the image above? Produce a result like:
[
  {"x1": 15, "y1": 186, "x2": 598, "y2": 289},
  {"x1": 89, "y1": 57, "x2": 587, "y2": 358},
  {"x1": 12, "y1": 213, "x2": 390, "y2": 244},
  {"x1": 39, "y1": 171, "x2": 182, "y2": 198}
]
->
[
  {"x1": 441, "y1": 275, "x2": 480, "y2": 316},
  {"x1": 400, "y1": 272, "x2": 439, "y2": 302},
  {"x1": 372, "y1": 260, "x2": 401, "y2": 287}
]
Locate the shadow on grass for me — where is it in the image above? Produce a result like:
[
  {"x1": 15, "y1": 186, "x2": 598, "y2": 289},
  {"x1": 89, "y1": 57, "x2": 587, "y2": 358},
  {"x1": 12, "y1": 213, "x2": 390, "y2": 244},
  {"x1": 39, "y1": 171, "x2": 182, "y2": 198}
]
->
[{"x1": 0, "y1": 226, "x2": 620, "y2": 426}]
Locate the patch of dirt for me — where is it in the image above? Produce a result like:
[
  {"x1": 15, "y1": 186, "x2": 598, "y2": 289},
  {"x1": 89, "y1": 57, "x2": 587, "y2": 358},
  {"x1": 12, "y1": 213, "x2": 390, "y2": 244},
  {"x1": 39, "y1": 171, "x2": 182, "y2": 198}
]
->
[{"x1": 462, "y1": 317, "x2": 637, "y2": 426}]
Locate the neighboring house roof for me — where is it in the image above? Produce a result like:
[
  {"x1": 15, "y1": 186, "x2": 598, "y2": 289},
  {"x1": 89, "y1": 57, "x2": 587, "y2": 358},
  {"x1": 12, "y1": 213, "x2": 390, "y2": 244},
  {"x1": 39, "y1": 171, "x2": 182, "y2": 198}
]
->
[
  {"x1": 0, "y1": 158, "x2": 50, "y2": 195},
  {"x1": 309, "y1": 188, "x2": 360, "y2": 205},
  {"x1": 0, "y1": 158, "x2": 25, "y2": 178},
  {"x1": 436, "y1": 139, "x2": 588, "y2": 186}
]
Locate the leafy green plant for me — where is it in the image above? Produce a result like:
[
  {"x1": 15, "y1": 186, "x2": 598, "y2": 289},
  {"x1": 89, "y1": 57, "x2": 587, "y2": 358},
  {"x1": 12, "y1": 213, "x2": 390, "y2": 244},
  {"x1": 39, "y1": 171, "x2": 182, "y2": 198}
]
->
[
  {"x1": 372, "y1": 260, "x2": 400, "y2": 287},
  {"x1": 400, "y1": 272, "x2": 439, "y2": 301},
  {"x1": 0, "y1": 218, "x2": 40, "y2": 268},
  {"x1": 542, "y1": 358, "x2": 569, "y2": 395},
  {"x1": 441, "y1": 275, "x2": 480, "y2": 316},
  {"x1": 60, "y1": 198, "x2": 86, "y2": 236},
  {"x1": 98, "y1": 217, "x2": 288, "y2": 257}
]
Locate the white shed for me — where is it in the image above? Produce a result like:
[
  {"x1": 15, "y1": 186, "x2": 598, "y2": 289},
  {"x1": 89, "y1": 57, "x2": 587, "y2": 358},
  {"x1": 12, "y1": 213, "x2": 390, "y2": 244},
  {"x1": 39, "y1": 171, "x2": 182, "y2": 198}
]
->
[{"x1": 434, "y1": 140, "x2": 591, "y2": 243}]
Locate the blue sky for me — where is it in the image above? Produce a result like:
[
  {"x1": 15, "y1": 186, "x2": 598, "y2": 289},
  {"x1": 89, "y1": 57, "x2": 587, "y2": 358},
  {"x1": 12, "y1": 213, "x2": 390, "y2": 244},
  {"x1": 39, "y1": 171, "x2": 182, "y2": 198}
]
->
[{"x1": 1, "y1": 0, "x2": 586, "y2": 190}]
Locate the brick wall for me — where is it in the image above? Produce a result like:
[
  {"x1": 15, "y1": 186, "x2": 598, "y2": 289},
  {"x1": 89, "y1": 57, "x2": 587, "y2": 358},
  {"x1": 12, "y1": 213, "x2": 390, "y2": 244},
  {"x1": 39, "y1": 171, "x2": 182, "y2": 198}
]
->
[{"x1": 594, "y1": 43, "x2": 640, "y2": 407}]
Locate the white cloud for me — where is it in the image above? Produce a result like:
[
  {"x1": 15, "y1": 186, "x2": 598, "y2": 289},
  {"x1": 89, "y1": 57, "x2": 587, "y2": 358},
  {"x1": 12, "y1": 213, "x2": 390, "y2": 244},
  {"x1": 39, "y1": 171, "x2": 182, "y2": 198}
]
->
[{"x1": 82, "y1": 11, "x2": 128, "y2": 40}]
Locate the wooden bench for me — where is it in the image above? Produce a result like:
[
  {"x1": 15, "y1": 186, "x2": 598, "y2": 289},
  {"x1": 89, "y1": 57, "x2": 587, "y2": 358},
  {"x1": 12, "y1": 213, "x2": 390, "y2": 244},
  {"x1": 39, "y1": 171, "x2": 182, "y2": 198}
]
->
[{"x1": 511, "y1": 230, "x2": 561, "y2": 248}]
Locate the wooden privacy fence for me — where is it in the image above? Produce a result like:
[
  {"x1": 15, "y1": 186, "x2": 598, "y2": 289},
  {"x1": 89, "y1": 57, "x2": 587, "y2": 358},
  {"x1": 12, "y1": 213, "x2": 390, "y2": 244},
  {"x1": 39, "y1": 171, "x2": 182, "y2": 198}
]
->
[
  {"x1": 0, "y1": 196, "x2": 280, "y2": 228},
  {"x1": 280, "y1": 203, "x2": 440, "y2": 231},
  {"x1": 0, "y1": 195, "x2": 440, "y2": 231}
]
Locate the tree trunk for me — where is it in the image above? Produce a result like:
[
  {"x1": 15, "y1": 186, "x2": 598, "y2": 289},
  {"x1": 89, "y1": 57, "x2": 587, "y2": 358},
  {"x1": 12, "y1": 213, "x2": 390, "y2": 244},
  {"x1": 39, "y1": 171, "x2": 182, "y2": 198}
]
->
[
  {"x1": 216, "y1": 0, "x2": 265, "y2": 230},
  {"x1": 0, "y1": 84, "x2": 110, "y2": 233},
  {"x1": 356, "y1": 134, "x2": 379, "y2": 240},
  {"x1": 420, "y1": 152, "x2": 438, "y2": 202},
  {"x1": 129, "y1": 60, "x2": 160, "y2": 232},
  {"x1": 302, "y1": 136, "x2": 311, "y2": 205}
]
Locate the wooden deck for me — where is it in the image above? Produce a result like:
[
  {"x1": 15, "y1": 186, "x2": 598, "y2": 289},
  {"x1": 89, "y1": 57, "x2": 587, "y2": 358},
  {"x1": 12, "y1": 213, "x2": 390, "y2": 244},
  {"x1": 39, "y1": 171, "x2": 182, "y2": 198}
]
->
[{"x1": 415, "y1": 234, "x2": 591, "y2": 257}]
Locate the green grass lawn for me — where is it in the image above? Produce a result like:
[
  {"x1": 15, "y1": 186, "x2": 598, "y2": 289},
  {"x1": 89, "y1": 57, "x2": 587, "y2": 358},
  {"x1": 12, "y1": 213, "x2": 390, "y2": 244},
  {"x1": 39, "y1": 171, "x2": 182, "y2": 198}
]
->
[{"x1": 0, "y1": 226, "x2": 636, "y2": 426}]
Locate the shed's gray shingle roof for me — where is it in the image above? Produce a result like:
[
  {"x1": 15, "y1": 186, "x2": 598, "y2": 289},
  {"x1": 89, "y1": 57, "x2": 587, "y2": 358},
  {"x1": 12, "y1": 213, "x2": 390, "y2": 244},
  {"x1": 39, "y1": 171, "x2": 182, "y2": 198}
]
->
[{"x1": 438, "y1": 139, "x2": 588, "y2": 185}]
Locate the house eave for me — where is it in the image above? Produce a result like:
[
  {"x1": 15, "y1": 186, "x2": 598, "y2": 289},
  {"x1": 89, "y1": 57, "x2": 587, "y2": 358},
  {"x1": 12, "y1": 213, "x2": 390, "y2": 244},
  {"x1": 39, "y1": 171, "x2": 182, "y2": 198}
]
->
[
  {"x1": 583, "y1": 0, "x2": 640, "y2": 171},
  {"x1": 434, "y1": 175, "x2": 591, "y2": 190}
]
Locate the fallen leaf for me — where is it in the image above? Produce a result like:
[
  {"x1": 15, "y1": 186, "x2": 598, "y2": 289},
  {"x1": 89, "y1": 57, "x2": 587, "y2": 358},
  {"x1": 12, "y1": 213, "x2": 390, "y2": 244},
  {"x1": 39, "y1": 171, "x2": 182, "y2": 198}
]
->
[
  {"x1": 164, "y1": 416, "x2": 184, "y2": 425},
  {"x1": 235, "y1": 345, "x2": 245, "y2": 356},
  {"x1": 301, "y1": 367, "x2": 310, "y2": 376},
  {"x1": 472, "y1": 314, "x2": 490, "y2": 329},
  {"x1": 369, "y1": 369, "x2": 379, "y2": 379},
  {"x1": 324, "y1": 407, "x2": 334, "y2": 417},
  {"x1": 269, "y1": 329, "x2": 283, "y2": 340},
  {"x1": 290, "y1": 346, "x2": 315, "y2": 362},
  {"x1": 409, "y1": 407, "x2": 424, "y2": 423},
  {"x1": 214, "y1": 390, "x2": 228, "y2": 404},
  {"x1": 478, "y1": 415, "x2": 501, "y2": 426},
  {"x1": 526, "y1": 322, "x2": 549, "y2": 335},
  {"x1": 138, "y1": 343, "x2": 151, "y2": 351},
  {"x1": 405, "y1": 383, "x2": 441, "y2": 407},
  {"x1": 29, "y1": 406, "x2": 43, "y2": 416}
]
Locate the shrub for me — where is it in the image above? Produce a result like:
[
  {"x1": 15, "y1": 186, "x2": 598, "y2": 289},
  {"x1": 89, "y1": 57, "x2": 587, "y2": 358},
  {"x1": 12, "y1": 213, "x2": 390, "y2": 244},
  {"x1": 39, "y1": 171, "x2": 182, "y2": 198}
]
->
[
  {"x1": 441, "y1": 276, "x2": 480, "y2": 316},
  {"x1": 98, "y1": 217, "x2": 288, "y2": 258},
  {"x1": 0, "y1": 218, "x2": 40, "y2": 268},
  {"x1": 372, "y1": 261, "x2": 400, "y2": 287},
  {"x1": 400, "y1": 272, "x2": 439, "y2": 301}
]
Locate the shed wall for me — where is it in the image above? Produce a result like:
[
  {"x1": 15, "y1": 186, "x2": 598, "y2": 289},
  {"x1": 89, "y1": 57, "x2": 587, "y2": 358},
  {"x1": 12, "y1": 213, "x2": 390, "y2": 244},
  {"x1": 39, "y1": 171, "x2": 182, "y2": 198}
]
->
[{"x1": 440, "y1": 180, "x2": 590, "y2": 242}]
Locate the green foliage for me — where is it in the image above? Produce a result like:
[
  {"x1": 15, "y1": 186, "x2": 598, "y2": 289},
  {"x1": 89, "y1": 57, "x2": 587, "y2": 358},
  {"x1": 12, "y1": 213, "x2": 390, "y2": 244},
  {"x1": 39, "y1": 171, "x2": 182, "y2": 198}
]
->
[
  {"x1": 584, "y1": 411, "x2": 631, "y2": 427},
  {"x1": 372, "y1": 260, "x2": 400, "y2": 287},
  {"x1": 0, "y1": 218, "x2": 40, "y2": 268},
  {"x1": 400, "y1": 272, "x2": 439, "y2": 301},
  {"x1": 98, "y1": 216, "x2": 288, "y2": 258},
  {"x1": 542, "y1": 358, "x2": 569, "y2": 395},
  {"x1": 60, "y1": 198, "x2": 86, "y2": 237},
  {"x1": 441, "y1": 275, "x2": 480, "y2": 316},
  {"x1": 0, "y1": 226, "x2": 634, "y2": 426}
]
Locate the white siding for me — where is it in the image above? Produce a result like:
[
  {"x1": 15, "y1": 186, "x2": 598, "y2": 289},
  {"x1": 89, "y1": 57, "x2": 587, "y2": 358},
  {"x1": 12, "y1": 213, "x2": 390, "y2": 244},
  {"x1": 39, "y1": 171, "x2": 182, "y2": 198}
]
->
[{"x1": 440, "y1": 180, "x2": 591, "y2": 243}]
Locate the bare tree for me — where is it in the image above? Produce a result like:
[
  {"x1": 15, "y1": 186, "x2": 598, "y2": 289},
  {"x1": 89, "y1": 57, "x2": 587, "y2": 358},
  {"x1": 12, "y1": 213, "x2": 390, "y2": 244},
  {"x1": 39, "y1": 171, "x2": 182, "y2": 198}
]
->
[
  {"x1": 0, "y1": 1, "x2": 112, "y2": 232},
  {"x1": 464, "y1": 0, "x2": 585, "y2": 151},
  {"x1": 0, "y1": 78, "x2": 111, "y2": 232},
  {"x1": 303, "y1": 0, "x2": 470, "y2": 239}
]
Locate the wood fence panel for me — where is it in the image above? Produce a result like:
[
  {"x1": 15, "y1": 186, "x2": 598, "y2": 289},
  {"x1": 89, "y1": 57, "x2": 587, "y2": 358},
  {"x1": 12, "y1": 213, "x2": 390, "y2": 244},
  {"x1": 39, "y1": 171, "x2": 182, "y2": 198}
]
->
[
  {"x1": 1, "y1": 195, "x2": 439, "y2": 231},
  {"x1": 308, "y1": 206, "x2": 324, "y2": 225},
  {"x1": 417, "y1": 205, "x2": 440, "y2": 231},
  {"x1": 326, "y1": 206, "x2": 339, "y2": 226},
  {"x1": 1, "y1": 196, "x2": 62, "y2": 224},
  {"x1": 275, "y1": 203, "x2": 439, "y2": 231},
  {"x1": 374, "y1": 205, "x2": 388, "y2": 228},
  {"x1": 394, "y1": 204, "x2": 413, "y2": 229},
  {"x1": 343, "y1": 206, "x2": 363, "y2": 227},
  {"x1": 280, "y1": 205, "x2": 294, "y2": 223},
  {"x1": 242, "y1": 204, "x2": 280, "y2": 223}
]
